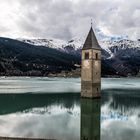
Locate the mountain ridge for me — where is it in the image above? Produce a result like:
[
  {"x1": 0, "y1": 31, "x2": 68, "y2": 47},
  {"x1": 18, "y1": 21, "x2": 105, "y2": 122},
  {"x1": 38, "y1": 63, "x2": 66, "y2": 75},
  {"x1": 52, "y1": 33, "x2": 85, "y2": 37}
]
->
[{"x1": 0, "y1": 34, "x2": 140, "y2": 77}]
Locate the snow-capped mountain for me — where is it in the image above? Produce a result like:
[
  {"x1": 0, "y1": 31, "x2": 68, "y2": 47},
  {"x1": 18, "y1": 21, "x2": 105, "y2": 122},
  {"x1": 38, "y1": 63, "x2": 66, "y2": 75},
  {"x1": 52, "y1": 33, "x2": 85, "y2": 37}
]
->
[
  {"x1": 101, "y1": 39, "x2": 140, "y2": 59},
  {"x1": 1, "y1": 33, "x2": 140, "y2": 76},
  {"x1": 18, "y1": 36, "x2": 140, "y2": 59},
  {"x1": 18, "y1": 28, "x2": 140, "y2": 59},
  {"x1": 18, "y1": 38, "x2": 66, "y2": 49},
  {"x1": 95, "y1": 28, "x2": 128, "y2": 42},
  {"x1": 17, "y1": 28, "x2": 140, "y2": 76},
  {"x1": 18, "y1": 37, "x2": 84, "y2": 51},
  {"x1": 18, "y1": 37, "x2": 84, "y2": 57},
  {"x1": 18, "y1": 28, "x2": 129, "y2": 53}
]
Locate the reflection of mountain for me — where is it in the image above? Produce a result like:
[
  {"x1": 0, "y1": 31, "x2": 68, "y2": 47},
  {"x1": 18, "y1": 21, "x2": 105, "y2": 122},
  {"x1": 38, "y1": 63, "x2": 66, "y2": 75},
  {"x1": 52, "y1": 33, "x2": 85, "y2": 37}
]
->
[
  {"x1": 102, "y1": 90, "x2": 140, "y2": 116},
  {"x1": 0, "y1": 94, "x2": 80, "y2": 115},
  {"x1": 81, "y1": 99, "x2": 100, "y2": 140}
]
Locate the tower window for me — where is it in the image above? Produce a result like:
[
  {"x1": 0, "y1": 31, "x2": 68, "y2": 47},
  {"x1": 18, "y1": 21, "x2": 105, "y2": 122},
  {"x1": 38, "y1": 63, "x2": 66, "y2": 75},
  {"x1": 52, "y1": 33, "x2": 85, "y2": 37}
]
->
[
  {"x1": 95, "y1": 53, "x2": 98, "y2": 59},
  {"x1": 85, "y1": 52, "x2": 89, "y2": 59},
  {"x1": 97, "y1": 88, "x2": 98, "y2": 92}
]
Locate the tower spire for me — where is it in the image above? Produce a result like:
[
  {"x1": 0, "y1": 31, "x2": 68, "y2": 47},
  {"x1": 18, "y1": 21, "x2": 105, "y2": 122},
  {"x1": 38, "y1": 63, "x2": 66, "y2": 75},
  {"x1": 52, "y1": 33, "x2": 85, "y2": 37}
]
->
[
  {"x1": 91, "y1": 19, "x2": 93, "y2": 27},
  {"x1": 82, "y1": 20, "x2": 100, "y2": 50}
]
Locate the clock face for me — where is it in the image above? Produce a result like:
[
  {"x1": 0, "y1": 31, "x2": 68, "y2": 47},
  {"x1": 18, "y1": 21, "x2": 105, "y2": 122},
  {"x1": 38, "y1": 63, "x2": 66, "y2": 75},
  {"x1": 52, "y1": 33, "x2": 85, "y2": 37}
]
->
[{"x1": 83, "y1": 60, "x2": 90, "y2": 68}]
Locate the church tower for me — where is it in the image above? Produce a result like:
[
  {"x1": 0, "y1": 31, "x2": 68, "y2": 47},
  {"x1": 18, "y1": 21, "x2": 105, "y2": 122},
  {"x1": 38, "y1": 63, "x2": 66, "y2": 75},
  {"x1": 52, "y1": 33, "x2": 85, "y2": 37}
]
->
[{"x1": 81, "y1": 25, "x2": 101, "y2": 98}]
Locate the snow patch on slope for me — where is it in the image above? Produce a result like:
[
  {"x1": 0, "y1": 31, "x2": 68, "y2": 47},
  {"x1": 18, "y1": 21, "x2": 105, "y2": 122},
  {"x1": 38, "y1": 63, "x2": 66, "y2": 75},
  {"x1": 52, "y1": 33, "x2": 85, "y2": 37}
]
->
[
  {"x1": 18, "y1": 38, "x2": 67, "y2": 49},
  {"x1": 18, "y1": 37, "x2": 84, "y2": 51}
]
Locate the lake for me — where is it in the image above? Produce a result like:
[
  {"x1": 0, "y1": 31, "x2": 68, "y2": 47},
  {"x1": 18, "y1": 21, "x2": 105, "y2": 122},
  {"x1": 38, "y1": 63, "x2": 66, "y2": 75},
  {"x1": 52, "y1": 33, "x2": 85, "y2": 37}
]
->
[{"x1": 0, "y1": 77, "x2": 140, "y2": 140}]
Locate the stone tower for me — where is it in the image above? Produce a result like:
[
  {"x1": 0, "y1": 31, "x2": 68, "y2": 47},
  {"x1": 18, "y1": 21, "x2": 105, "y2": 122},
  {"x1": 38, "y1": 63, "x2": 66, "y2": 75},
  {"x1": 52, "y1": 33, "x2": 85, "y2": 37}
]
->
[{"x1": 81, "y1": 26, "x2": 101, "y2": 98}]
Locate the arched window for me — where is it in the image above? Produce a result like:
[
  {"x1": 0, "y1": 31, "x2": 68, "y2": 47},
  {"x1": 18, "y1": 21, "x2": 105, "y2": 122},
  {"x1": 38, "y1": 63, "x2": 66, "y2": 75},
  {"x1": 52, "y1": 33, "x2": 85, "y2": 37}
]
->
[
  {"x1": 95, "y1": 53, "x2": 98, "y2": 59},
  {"x1": 85, "y1": 52, "x2": 89, "y2": 59},
  {"x1": 97, "y1": 88, "x2": 98, "y2": 92}
]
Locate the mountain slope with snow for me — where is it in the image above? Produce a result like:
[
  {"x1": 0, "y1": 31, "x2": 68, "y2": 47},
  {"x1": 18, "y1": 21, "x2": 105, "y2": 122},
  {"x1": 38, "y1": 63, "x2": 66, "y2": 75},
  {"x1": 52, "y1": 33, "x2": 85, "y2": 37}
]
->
[
  {"x1": 1, "y1": 26, "x2": 139, "y2": 77},
  {"x1": 0, "y1": 35, "x2": 140, "y2": 76},
  {"x1": 19, "y1": 37, "x2": 140, "y2": 59},
  {"x1": 18, "y1": 36, "x2": 140, "y2": 76}
]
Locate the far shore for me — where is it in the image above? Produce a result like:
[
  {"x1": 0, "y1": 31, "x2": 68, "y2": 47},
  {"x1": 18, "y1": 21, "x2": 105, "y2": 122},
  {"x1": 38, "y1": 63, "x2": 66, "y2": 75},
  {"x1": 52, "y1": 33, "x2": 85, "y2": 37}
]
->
[
  {"x1": 0, "y1": 137, "x2": 55, "y2": 140},
  {"x1": 0, "y1": 75, "x2": 140, "y2": 78},
  {"x1": 1, "y1": 67, "x2": 140, "y2": 78}
]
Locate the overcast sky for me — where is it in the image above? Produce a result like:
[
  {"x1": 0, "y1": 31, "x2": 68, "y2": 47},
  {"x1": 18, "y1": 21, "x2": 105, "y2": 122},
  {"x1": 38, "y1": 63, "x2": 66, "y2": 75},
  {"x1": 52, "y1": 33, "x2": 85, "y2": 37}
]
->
[{"x1": 0, "y1": 0, "x2": 140, "y2": 40}]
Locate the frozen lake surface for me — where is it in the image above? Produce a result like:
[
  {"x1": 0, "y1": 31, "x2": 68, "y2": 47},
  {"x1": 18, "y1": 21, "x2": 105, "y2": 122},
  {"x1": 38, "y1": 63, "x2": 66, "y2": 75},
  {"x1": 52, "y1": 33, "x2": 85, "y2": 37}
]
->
[{"x1": 0, "y1": 77, "x2": 140, "y2": 93}]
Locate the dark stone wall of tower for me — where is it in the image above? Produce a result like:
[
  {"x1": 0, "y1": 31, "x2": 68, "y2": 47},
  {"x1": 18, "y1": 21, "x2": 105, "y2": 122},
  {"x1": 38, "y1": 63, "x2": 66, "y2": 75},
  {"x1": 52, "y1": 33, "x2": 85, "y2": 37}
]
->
[{"x1": 81, "y1": 82, "x2": 101, "y2": 98}]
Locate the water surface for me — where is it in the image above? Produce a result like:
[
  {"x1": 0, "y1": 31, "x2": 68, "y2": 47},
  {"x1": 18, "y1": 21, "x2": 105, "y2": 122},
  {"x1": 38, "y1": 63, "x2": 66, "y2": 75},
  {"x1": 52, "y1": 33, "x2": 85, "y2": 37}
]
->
[{"x1": 0, "y1": 77, "x2": 140, "y2": 140}]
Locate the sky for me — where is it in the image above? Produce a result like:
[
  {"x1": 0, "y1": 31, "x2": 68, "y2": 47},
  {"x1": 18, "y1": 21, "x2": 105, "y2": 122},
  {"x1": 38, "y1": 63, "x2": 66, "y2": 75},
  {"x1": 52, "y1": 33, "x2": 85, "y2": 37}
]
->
[{"x1": 0, "y1": 0, "x2": 140, "y2": 40}]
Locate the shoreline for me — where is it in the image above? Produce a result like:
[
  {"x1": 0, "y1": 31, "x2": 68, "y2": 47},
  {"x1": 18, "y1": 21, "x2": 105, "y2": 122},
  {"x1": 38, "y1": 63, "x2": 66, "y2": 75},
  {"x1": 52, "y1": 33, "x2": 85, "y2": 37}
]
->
[
  {"x1": 0, "y1": 75, "x2": 139, "y2": 78},
  {"x1": 0, "y1": 137, "x2": 54, "y2": 140}
]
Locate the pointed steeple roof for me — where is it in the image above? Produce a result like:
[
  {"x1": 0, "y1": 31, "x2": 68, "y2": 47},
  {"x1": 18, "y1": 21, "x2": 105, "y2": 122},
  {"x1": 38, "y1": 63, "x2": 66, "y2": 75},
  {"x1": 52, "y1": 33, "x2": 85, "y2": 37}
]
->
[{"x1": 82, "y1": 27, "x2": 101, "y2": 50}]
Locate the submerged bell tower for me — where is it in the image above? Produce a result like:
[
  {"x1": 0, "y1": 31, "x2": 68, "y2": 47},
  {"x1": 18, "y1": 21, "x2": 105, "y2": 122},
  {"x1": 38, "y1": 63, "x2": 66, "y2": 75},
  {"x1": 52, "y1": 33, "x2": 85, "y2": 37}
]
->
[{"x1": 81, "y1": 24, "x2": 101, "y2": 98}]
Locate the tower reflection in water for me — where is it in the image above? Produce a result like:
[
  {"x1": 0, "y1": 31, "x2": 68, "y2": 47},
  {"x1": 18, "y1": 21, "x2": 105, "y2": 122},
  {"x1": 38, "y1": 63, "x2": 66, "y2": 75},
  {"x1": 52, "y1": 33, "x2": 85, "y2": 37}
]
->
[{"x1": 81, "y1": 97, "x2": 101, "y2": 140}]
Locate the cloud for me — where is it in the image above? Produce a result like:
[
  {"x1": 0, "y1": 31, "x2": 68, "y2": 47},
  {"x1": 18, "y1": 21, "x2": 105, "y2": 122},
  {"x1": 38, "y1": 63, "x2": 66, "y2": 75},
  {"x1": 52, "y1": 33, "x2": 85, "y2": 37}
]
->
[
  {"x1": 0, "y1": 0, "x2": 140, "y2": 40},
  {"x1": 102, "y1": 119, "x2": 140, "y2": 140}
]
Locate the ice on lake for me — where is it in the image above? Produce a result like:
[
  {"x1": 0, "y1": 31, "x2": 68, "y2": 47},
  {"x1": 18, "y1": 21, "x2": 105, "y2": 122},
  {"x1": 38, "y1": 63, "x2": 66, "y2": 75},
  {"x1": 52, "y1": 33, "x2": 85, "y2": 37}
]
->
[{"x1": 0, "y1": 77, "x2": 140, "y2": 94}]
